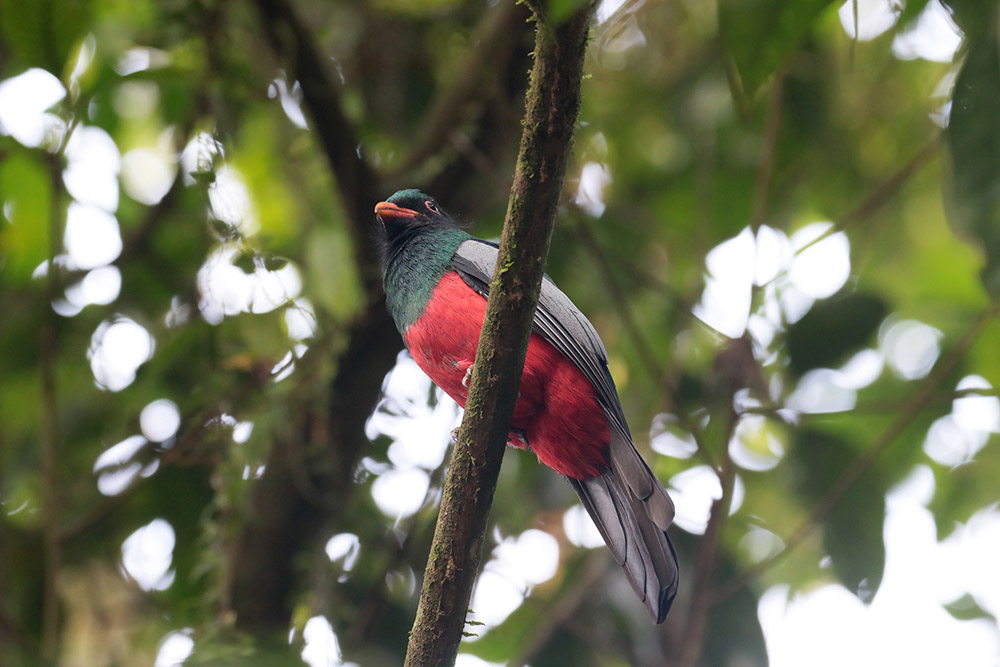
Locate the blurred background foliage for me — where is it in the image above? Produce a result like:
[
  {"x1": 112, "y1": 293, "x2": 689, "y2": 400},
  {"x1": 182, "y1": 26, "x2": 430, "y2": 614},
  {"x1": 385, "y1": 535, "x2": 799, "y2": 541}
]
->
[{"x1": 1, "y1": 0, "x2": 999, "y2": 665}]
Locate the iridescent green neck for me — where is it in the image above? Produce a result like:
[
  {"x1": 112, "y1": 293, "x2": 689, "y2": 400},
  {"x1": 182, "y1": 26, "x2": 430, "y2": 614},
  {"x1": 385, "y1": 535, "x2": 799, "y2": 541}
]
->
[{"x1": 383, "y1": 227, "x2": 472, "y2": 331}]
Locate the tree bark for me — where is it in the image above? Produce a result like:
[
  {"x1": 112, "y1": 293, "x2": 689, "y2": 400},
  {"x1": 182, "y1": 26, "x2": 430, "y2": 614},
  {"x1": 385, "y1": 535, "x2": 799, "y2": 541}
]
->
[{"x1": 403, "y1": 4, "x2": 596, "y2": 666}]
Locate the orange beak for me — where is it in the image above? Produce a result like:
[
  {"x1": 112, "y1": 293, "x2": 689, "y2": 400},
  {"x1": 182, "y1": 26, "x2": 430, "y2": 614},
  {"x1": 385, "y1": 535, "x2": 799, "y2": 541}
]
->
[{"x1": 375, "y1": 201, "x2": 418, "y2": 219}]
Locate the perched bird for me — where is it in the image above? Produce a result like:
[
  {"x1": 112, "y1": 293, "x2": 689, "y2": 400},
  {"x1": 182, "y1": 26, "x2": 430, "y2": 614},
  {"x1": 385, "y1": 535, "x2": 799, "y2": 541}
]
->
[{"x1": 375, "y1": 189, "x2": 679, "y2": 623}]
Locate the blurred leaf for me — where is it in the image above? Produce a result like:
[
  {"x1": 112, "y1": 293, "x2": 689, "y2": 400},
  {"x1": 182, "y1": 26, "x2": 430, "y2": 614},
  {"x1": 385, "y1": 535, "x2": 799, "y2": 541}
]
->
[
  {"x1": 548, "y1": 0, "x2": 590, "y2": 24},
  {"x1": 786, "y1": 292, "x2": 888, "y2": 376},
  {"x1": 233, "y1": 110, "x2": 302, "y2": 249},
  {"x1": 262, "y1": 255, "x2": 288, "y2": 272},
  {"x1": 940, "y1": 0, "x2": 996, "y2": 38},
  {"x1": 0, "y1": 0, "x2": 91, "y2": 73},
  {"x1": 792, "y1": 429, "x2": 886, "y2": 598},
  {"x1": 946, "y1": 30, "x2": 1000, "y2": 298},
  {"x1": 305, "y1": 226, "x2": 362, "y2": 321},
  {"x1": 370, "y1": 0, "x2": 463, "y2": 16},
  {"x1": 929, "y1": 437, "x2": 1000, "y2": 535},
  {"x1": 719, "y1": 0, "x2": 837, "y2": 98},
  {"x1": 208, "y1": 218, "x2": 238, "y2": 240},
  {"x1": 944, "y1": 593, "x2": 996, "y2": 622},
  {"x1": 0, "y1": 151, "x2": 52, "y2": 281},
  {"x1": 895, "y1": 0, "x2": 932, "y2": 29},
  {"x1": 233, "y1": 251, "x2": 256, "y2": 274}
]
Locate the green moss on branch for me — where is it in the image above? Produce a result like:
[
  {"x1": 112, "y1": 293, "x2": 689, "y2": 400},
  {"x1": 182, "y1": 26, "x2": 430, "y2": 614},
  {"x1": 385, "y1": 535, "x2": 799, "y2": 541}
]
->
[{"x1": 403, "y1": 4, "x2": 596, "y2": 667}]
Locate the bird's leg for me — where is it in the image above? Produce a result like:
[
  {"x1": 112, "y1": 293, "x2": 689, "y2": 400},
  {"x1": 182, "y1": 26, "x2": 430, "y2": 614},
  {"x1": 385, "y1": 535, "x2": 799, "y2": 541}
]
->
[{"x1": 507, "y1": 429, "x2": 530, "y2": 451}]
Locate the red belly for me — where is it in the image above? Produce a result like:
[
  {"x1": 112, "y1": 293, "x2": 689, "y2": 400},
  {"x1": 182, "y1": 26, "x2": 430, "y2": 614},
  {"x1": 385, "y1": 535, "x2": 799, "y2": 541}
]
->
[{"x1": 404, "y1": 271, "x2": 609, "y2": 479}]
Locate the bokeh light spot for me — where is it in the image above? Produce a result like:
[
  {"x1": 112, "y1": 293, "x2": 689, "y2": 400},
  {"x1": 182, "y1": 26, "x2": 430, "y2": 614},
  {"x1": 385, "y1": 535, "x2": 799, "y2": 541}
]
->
[
  {"x1": 88, "y1": 317, "x2": 156, "y2": 391},
  {"x1": 563, "y1": 504, "x2": 606, "y2": 549},
  {"x1": 0, "y1": 68, "x2": 66, "y2": 147},
  {"x1": 838, "y1": 0, "x2": 899, "y2": 41},
  {"x1": 121, "y1": 518, "x2": 175, "y2": 591},
  {"x1": 154, "y1": 629, "x2": 194, "y2": 667},
  {"x1": 371, "y1": 468, "x2": 430, "y2": 520},
  {"x1": 140, "y1": 399, "x2": 181, "y2": 442},
  {"x1": 122, "y1": 146, "x2": 177, "y2": 205},
  {"x1": 64, "y1": 203, "x2": 123, "y2": 270},
  {"x1": 880, "y1": 318, "x2": 942, "y2": 380},
  {"x1": 789, "y1": 223, "x2": 851, "y2": 299},
  {"x1": 64, "y1": 125, "x2": 120, "y2": 211}
]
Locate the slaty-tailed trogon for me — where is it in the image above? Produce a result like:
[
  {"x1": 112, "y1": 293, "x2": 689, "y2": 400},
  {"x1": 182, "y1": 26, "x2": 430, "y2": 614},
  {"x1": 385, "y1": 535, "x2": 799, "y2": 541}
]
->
[{"x1": 375, "y1": 188, "x2": 679, "y2": 623}]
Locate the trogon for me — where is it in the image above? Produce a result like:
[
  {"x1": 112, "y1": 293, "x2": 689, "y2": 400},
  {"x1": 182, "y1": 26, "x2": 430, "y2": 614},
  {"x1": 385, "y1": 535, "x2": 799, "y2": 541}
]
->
[{"x1": 375, "y1": 188, "x2": 679, "y2": 623}]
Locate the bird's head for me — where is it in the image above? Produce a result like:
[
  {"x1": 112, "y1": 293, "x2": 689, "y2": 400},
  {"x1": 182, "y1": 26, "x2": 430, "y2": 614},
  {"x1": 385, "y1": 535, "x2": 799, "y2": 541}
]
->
[{"x1": 374, "y1": 189, "x2": 456, "y2": 245}]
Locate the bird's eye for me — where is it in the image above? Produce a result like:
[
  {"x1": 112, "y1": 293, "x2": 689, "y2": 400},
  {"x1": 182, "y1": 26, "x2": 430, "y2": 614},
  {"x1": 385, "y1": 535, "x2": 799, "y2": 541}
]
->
[{"x1": 425, "y1": 200, "x2": 439, "y2": 214}]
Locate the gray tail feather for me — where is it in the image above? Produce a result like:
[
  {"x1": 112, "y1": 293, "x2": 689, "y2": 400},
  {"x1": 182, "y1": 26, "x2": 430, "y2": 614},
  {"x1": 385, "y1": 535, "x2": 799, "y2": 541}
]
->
[{"x1": 568, "y1": 435, "x2": 679, "y2": 623}]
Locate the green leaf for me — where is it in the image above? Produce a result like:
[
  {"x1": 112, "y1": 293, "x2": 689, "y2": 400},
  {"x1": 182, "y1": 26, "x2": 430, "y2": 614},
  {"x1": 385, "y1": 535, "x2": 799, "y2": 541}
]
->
[
  {"x1": 719, "y1": 0, "x2": 838, "y2": 98},
  {"x1": 548, "y1": 0, "x2": 590, "y2": 25},
  {"x1": 792, "y1": 429, "x2": 886, "y2": 598},
  {"x1": 895, "y1": 0, "x2": 932, "y2": 30},
  {"x1": 262, "y1": 255, "x2": 288, "y2": 272},
  {"x1": 232, "y1": 251, "x2": 257, "y2": 274},
  {"x1": 305, "y1": 226, "x2": 361, "y2": 321},
  {"x1": 946, "y1": 31, "x2": 1000, "y2": 298},
  {"x1": 0, "y1": 151, "x2": 52, "y2": 282},
  {"x1": 929, "y1": 436, "x2": 1000, "y2": 536},
  {"x1": 786, "y1": 292, "x2": 888, "y2": 376},
  {"x1": 940, "y1": 0, "x2": 997, "y2": 38},
  {"x1": 0, "y1": 0, "x2": 91, "y2": 74},
  {"x1": 944, "y1": 593, "x2": 996, "y2": 622}
]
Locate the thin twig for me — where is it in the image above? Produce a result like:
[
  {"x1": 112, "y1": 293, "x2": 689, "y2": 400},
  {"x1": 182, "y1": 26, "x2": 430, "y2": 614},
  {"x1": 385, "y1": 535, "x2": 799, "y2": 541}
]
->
[
  {"x1": 739, "y1": 387, "x2": 1000, "y2": 420},
  {"x1": 713, "y1": 303, "x2": 999, "y2": 604},
  {"x1": 676, "y1": 410, "x2": 737, "y2": 667},
  {"x1": 508, "y1": 551, "x2": 611, "y2": 667},
  {"x1": 795, "y1": 134, "x2": 943, "y2": 256},
  {"x1": 573, "y1": 216, "x2": 662, "y2": 376},
  {"x1": 39, "y1": 117, "x2": 78, "y2": 662},
  {"x1": 572, "y1": 213, "x2": 717, "y2": 467},
  {"x1": 750, "y1": 72, "x2": 785, "y2": 234}
]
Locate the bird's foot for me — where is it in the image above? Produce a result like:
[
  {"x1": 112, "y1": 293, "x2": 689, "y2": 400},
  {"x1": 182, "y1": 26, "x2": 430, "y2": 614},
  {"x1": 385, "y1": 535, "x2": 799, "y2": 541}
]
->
[{"x1": 507, "y1": 430, "x2": 529, "y2": 450}]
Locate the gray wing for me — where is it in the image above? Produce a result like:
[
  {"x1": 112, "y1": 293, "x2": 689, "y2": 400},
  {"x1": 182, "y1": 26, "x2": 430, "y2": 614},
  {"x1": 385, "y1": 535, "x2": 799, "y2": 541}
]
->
[
  {"x1": 451, "y1": 239, "x2": 675, "y2": 524},
  {"x1": 451, "y1": 238, "x2": 678, "y2": 622},
  {"x1": 451, "y1": 239, "x2": 621, "y2": 425}
]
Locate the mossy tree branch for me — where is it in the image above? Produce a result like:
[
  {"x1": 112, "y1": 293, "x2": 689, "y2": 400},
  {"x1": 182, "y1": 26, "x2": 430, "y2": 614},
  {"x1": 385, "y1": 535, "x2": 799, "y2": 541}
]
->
[{"x1": 403, "y1": 3, "x2": 596, "y2": 666}]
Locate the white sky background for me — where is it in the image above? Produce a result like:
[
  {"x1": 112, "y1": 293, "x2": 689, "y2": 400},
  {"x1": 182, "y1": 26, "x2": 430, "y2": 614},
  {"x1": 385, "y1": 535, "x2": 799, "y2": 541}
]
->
[{"x1": 3, "y1": 1, "x2": 994, "y2": 664}]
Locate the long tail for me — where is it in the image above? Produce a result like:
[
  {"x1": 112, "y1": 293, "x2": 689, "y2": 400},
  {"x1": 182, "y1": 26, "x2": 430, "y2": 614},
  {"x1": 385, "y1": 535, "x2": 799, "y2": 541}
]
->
[{"x1": 568, "y1": 429, "x2": 678, "y2": 623}]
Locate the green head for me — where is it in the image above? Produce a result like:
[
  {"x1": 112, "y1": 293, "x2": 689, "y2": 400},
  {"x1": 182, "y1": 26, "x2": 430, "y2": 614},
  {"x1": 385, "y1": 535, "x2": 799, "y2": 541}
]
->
[
  {"x1": 374, "y1": 189, "x2": 458, "y2": 251},
  {"x1": 375, "y1": 189, "x2": 471, "y2": 330}
]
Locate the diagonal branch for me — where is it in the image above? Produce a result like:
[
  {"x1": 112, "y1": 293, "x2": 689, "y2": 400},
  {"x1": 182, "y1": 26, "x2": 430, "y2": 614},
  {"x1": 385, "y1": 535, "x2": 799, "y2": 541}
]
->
[
  {"x1": 677, "y1": 411, "x2": 737, "y2": 667},
  {"x1": 795, "y1": 134, "x2": 943, "y2": 256},
  {"x1": 712, "y1": 303, "x2": 999, "y2": 604},
  {"x1": 750, "y1": 71, "x2": 785, "y2": 234},
  {"x1": 403, "y1": 4, "x2": 596, "y2": 665}
]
